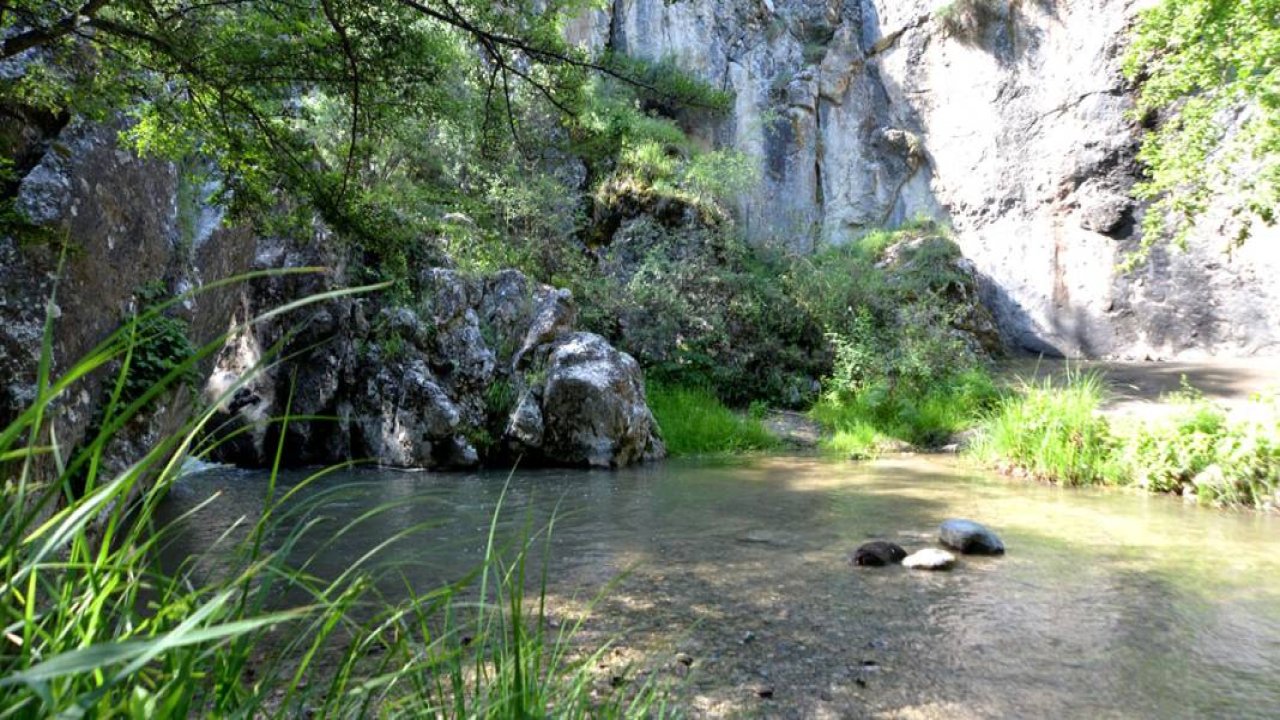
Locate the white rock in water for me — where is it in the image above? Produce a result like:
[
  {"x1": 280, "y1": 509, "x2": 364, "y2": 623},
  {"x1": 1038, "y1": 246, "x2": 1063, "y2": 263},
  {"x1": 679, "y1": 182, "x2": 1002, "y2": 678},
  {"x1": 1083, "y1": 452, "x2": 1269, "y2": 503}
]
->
[{"x1": 903, "y1": 548, "x2": 956, "y2": 571}]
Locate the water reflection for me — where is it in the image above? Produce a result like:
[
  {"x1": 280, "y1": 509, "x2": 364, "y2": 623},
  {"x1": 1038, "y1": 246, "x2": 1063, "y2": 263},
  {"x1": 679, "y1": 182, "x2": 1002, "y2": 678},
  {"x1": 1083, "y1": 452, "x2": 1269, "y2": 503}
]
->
[{"x1": 160, "y1": 456, "x2": 1280, "y2": 718}]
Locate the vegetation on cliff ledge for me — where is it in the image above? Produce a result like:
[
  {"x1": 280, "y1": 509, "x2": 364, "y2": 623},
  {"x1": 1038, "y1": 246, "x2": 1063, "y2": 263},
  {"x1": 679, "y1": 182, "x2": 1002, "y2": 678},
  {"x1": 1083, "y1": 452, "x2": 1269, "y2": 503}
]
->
[{"x1": 1124, "y1": 0, "x2": 1279, "y2": 256}]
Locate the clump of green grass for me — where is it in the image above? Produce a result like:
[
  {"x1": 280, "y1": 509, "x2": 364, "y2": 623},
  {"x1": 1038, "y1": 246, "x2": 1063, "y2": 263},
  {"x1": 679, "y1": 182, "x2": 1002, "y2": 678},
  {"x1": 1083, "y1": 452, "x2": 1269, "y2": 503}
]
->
[
  {"x1": 812, "y1": 367, "x2": 1001, "y2": 457},
  {"x1": 971, "y1": 371, "x2": 1120, "y2": 486},
  {"x1": 647, "y1": 383, "x2": 779, "y2": 456},
  {"x1": 972, "y1": 373, "x2": 1280, "y2": 509}
]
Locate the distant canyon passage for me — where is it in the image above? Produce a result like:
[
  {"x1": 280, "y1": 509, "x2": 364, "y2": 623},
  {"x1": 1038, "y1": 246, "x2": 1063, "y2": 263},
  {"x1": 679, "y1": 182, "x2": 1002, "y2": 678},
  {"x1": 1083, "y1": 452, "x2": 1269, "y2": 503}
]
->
[{"x1": 567, "y1": 0, "x2": 1280, "y2": 358}]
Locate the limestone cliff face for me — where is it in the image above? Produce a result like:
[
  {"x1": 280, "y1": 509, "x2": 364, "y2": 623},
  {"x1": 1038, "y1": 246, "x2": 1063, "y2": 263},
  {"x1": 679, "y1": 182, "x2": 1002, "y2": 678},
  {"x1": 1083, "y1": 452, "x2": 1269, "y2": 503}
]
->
[{"x1": 571, "y1": 0, "x2": 1280, "y2": 358}]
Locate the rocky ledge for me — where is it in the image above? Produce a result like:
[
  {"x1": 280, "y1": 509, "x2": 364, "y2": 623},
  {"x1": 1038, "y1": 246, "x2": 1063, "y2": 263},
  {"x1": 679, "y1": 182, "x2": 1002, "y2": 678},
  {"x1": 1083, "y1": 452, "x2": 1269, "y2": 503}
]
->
[{"x1": 205, "y1": 246, "x2": 664, "y2": 470}]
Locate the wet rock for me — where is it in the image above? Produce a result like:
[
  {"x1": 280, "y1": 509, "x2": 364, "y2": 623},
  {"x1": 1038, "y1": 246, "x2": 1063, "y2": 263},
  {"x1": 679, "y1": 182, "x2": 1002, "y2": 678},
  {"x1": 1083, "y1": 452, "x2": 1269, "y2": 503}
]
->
[
  {"x1": 850, "y1": 541, "x2": 908, "y2": 567},
  {"x1": 675, "y1": 652, "x2": 694, "y2": 667},
  {"x1": 903, "y1": 548, "x2": 957, "y2": 570},
  {"x1": 939, "y1": 519, "x2": 1005, "y2": 555},
  {"x1": 538, "y1": 332, "x2": 665, "y2": 468}
]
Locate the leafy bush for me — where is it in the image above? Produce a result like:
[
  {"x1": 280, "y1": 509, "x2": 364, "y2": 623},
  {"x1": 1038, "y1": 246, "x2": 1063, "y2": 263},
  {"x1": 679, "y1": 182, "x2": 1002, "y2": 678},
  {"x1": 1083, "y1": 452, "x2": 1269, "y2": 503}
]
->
[
  {"x1": 1122, "y1": 0, "x2": 1279, "y2": 258},
  {"x1": 647, "y1": 383, "x2": 780, "y2": 455},
  {"x1": 578, "y1": 220, "x2": 829, "y2": 408},
  {"x1": 792, "y1": 220, "x2": 999, "y2": 449},
  {"x1": 1116, "y1": 386, "x2": 1280, "y2": 507},
  {"x1": 120, "y1": 283, "x2": 200, "y2": 406},
  {"x1": 813, "y1": 367, "x2": 1000, "y2": 454}
]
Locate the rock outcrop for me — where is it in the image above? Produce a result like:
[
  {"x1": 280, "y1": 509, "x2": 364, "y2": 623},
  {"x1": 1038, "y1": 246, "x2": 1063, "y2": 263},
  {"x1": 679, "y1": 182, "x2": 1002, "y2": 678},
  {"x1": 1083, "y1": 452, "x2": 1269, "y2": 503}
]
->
[
  {"x1": 0, "y1": 108, "x2": 663, "y2": 473},
  {"x1": 0, "y1": 110, "x2": 253, "y2": 475},
  {"x1": 204, "y1": 237, "x2": 664, "y2": 470},
  {"x1": 567, "y1": 0, "x2": 1280, "y2": 359}
]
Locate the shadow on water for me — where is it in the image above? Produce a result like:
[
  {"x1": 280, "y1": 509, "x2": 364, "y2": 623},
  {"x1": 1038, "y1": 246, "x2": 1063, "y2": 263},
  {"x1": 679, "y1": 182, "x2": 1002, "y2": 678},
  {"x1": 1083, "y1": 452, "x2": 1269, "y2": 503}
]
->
[{"x1": 159, "y1": 456, "x2": 1280, "y2": 719}]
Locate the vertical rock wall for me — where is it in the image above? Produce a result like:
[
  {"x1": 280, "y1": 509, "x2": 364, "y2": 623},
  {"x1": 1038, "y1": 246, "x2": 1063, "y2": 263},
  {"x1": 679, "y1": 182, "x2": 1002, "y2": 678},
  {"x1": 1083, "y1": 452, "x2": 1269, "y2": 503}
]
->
[
  {"x1": 0, "y1": 115, "x2": 255, "y2": 464},
  {"x1": 570, "y1": 0, "x2": 1280, "y2": 358}
]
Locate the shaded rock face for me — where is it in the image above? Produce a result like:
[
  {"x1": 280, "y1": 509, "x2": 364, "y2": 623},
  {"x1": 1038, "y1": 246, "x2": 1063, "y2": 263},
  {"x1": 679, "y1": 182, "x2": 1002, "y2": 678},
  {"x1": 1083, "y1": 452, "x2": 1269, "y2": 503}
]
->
[
  {"x1": 568, "y1": 0, "x2": 1280, "y2": 359},
  {"x1": 0, "y1": 111, "x2": 253, "y2": 476},
  {"x1": 205, "y1": 238, "x2": 664, "y2": 470}
]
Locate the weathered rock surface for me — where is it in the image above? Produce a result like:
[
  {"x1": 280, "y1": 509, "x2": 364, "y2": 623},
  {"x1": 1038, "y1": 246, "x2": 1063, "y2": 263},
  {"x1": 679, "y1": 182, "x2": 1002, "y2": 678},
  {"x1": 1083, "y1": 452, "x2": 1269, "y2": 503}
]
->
[
  {"x1": 204, "y1": 238, "x2": 664, "y2": 470},
  {"x1": 850, "y1": 540, "x2": 907, "y2": 567},
  {"x1": 567, "y1": 0, "x2": 1280, "y2": 359},
  {"x1": 0, "y1": 109, "x2": 253, "y2": 477},
  {"x1": 536, "y1": 333, "x2": 665, "y2": 467},
  {"x1": 902, "y1": 548, "x2": 956, "y2": 571},
  {"x1": 939, "y1": 519, "x2": 1005, "y2": 556}
]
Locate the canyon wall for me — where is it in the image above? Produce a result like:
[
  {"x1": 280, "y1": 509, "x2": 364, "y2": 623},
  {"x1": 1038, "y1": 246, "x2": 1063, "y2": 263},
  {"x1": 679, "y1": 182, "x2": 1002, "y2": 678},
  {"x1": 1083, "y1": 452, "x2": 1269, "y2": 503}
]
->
[{"x1": 570, "y1": 0, "x2": 1280, "y2": 358}]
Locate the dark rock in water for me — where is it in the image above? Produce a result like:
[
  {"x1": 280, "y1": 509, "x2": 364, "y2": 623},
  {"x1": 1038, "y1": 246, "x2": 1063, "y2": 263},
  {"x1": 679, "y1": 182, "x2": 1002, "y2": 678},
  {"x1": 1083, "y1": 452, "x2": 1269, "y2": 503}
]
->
[
  {"x1": 939, "y1": 519, "x2": 1005, "y2": 555},
  {"x1": 850, "y1": 541, "x2": 908, "y2": 566}
]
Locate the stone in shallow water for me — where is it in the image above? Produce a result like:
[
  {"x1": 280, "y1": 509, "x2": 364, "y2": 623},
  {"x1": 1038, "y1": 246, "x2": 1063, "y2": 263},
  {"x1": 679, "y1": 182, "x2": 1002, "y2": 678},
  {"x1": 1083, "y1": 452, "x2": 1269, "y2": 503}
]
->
[
  {"x1": 939, "y1": 519, "x2": 1005, "y2": 555},
  {"x1": 903, "y1": 548, "x2": 956, "y2": 570},
  {"x1": 850, "y1": 541, "x2": 908, "y2": 567}
]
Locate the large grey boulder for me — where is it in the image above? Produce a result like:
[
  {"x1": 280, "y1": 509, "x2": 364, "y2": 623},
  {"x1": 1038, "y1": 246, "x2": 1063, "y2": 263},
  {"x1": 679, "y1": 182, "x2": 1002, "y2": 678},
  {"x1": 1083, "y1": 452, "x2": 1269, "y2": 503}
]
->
[
  {"x1": 939, "y1": 519, "x2": 1005, "y2": 556},
  {"x1": 537, "y1": 332, "x2": 665, "y2": 468}
]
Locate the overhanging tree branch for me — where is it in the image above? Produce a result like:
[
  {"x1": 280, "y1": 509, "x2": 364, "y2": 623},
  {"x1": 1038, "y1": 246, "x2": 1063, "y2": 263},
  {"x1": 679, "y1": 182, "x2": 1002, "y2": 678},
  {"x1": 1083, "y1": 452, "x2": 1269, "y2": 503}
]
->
[{"x1": 0, "y1": 0, "x2": 112, "y2": 60}]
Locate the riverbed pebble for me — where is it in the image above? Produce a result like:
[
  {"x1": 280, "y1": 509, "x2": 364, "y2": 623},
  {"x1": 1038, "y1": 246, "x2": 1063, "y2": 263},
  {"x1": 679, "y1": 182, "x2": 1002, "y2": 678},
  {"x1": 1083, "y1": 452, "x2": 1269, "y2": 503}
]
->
[
  {"x1": 850, "y1": 541, "x2": 908, "y2": 566},
  {"x1": 938, "y1": 519, "x2": 1005, "y2": 555},
  {"x1": 902, "y1": 548, "x2": 956, "y2": 570}
]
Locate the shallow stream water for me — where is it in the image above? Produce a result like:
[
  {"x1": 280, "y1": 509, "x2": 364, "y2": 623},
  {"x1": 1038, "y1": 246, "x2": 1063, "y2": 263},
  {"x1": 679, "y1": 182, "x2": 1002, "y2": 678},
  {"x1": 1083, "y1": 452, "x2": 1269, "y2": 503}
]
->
[{"x1": 163, "y1": 456, "x2": 1280, "y2": 718}]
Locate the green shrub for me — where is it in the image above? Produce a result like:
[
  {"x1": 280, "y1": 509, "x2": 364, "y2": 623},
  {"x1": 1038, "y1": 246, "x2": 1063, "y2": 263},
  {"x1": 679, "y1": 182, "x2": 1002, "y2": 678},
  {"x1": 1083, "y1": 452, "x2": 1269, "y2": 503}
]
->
[
  {"x1": 1116, "y1": 387, "x2": 1280, "y2": 507},
  {"x1": 647, "y1": 383, "x2": 779, "y2": 456},
  {"x1": 580, "y1": 223, "x2": 829, "y2": 408},
  {"x1": 1122, "y1": 0, "x2": 1279, "y2": 258},
  {"x1": 121, "y1": 282, "x2": 200, "y2": 406},
  {"x1": 972, "y1": 371, "x2": 1121, "y2": 486}
]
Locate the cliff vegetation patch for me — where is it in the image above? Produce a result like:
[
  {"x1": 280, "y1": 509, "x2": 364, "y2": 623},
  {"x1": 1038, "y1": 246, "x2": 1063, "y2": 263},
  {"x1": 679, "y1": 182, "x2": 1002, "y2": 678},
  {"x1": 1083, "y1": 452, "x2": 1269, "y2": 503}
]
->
[{"x1": 1123, "y1": 0, "x2": 1279, "y2": 258}]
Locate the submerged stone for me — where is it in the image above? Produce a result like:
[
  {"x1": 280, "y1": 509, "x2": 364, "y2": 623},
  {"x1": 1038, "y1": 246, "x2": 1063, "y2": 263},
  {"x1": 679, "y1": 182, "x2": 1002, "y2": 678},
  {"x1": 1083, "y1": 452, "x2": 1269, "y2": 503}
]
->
[
  {"x1": 939, "y1": 519, "x2": 1005, "y2": 555},
  {"x1": 903, "y1": 548, "x2": 956, "y2": 571},
  {"x1": 850, "y1": 541, "x2": 908, "y2": 567}
]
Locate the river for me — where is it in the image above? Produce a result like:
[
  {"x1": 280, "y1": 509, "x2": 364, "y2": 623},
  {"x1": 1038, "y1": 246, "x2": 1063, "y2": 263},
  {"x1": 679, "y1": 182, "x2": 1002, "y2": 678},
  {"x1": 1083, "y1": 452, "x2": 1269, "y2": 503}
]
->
[{"x1": 162, "y1": 455, "x2": 1280, "y2": 718}]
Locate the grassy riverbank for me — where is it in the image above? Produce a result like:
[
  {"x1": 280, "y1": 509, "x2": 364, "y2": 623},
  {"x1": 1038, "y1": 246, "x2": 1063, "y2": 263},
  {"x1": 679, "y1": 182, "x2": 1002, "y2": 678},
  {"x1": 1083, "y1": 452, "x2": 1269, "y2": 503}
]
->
[{"x1": 972, "y1": 372, "x2": 1280, "y2": 509}]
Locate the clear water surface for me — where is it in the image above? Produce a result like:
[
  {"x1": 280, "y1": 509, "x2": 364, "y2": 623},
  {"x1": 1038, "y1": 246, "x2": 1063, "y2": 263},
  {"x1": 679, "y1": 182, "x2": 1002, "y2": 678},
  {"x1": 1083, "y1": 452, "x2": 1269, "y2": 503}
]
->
[{"x1": 162, "y1": 455, "x2": 1280, "y2": 719}]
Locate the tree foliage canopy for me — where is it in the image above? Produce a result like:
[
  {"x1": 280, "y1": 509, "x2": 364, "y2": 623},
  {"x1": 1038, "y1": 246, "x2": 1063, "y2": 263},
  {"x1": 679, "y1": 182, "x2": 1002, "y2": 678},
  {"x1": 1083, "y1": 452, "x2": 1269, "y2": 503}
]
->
[
  {"x1": 1123, "y1": 0, "x2": 1279, "y2": 255},
  {"x1": 1, "y1": 1, "x2": 741, "y2": 292}
]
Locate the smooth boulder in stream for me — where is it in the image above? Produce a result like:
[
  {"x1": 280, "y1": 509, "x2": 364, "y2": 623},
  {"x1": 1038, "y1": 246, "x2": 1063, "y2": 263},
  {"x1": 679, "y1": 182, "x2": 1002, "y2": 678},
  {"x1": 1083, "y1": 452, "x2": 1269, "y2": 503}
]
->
[
  {"x1": 851, "y1": 541, "x2": 908, "y2": 566},
  {"x1": 939, "y1": 519, "x2": 1005, "y2": 555},
  {"x1": 903, "y1": 548, "x2": 957, "y2": 571}
]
